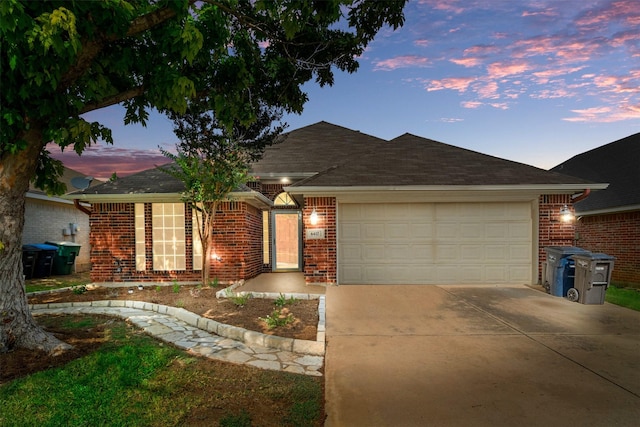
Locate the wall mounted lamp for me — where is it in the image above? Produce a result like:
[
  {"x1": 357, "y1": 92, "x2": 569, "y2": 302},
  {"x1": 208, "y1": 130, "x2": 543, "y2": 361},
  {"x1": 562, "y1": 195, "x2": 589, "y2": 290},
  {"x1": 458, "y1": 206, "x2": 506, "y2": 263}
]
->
[
  {"x1": 310, "y1": 208, "x2": 319, "y2": 225},
  {"x1": 559, "y1": 205, "x2": 574, "y2": 222}
]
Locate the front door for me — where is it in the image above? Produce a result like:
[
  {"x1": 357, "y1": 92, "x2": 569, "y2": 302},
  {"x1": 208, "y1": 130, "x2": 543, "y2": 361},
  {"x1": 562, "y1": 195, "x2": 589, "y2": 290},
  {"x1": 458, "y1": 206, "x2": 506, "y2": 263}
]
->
[{"x1": 273, "y1": 211, "x2": 301, "y2": 271}]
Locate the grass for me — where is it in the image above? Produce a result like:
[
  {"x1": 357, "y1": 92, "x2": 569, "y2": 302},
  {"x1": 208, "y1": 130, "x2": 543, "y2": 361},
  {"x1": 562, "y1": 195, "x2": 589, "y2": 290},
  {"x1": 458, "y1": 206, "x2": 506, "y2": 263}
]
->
[
  {"x1": 0, "y1": 315, "x2": 324, "y2": 427},
  {"x1": 605, "y1": 284, "x2": 640, "y2": 311},
  {"x1": 25, "y1": 272, "x2": 91, "y2": 293}
]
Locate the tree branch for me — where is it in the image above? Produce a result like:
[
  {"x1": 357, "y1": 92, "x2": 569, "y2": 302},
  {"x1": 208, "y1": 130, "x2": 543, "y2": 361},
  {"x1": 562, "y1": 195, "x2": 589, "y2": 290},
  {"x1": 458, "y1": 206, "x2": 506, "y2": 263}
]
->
[{"x1": 79, "y1": 86, "x2": 145, "y2": 114}]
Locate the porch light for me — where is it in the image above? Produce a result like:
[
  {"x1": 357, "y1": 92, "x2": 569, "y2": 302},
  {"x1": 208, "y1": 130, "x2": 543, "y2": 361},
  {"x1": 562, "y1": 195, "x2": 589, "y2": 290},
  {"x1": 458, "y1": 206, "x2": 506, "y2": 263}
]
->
[
  {"x1": 211, "y1": 252, "x2": 222, "y2": 261},
  {"x1": 559, "y1": 205, "x2": 574, "y2": 222},
  {"x1": 310, "y1": 208, "x2": 319, "y2": 225}
]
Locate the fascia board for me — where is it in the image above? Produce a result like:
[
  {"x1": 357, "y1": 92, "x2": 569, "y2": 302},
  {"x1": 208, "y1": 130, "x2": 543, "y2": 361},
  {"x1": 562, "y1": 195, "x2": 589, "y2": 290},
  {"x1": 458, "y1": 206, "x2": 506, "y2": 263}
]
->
[
  {"x1": 27, "y1": 192, "x2": 76, "y2": 205},
  {"x1": 285, "y1": 183, "x2": 608, "y2": 195},
  {"x1": 576, "y1": 204, "x2": 640, "y2": 216},
  {"x1": 63, "y1": 191, "x2": 274, "y2": 208}
]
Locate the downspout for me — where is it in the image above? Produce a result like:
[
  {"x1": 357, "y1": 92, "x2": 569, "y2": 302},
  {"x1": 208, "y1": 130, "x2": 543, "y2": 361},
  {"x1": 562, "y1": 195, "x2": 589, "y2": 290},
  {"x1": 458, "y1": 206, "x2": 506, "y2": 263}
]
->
[
  {"x1": 73, "y1": 199, "x2": 91, "y2": 215},
  {"x1": 571, "y1": 188, "x2": 591, "y2": 203}
]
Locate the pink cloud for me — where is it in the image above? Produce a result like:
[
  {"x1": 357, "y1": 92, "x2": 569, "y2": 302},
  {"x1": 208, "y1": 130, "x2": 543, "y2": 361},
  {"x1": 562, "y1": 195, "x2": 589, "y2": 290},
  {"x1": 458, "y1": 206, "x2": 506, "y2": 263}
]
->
[
  {"x1": 373, "y1": 55, "x2": 430, "y2": 71},
  {"x1": 461, "y1": 101, "x2": 483, "y2": 109},
  {"x1": 475, "y1": 80, "x2": 499, "y2": 99},
  {"x1": 418, "y1": 0, "x2": 466, "y2": 15},
  {"x1": 487, "y1": 61, "x2": 532, "y2": 79},
  {"x1": 427, "y1": 77, "x2": 476, "y2": 93},
  {"x1": 450, "y1": 57, "x2": 483, "y2": 67},
  {"x1": 414, "y1": 39, "x2": 430, "y2": 47},
  {"x1": 532, "y1": 66, "x2": 586, "y2": 84},
  {"x1": 49, "y1": 144, "x2": 171, "y2": 181}
]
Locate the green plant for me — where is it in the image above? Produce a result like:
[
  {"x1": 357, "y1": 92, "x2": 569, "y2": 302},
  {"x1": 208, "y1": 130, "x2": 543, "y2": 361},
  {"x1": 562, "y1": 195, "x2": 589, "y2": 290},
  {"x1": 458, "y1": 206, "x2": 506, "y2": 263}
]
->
[
  {"x1": 260, "y1": 309, "x2": 294, "y2": 330},
  {"x1": 155, "y1": 285, "x2": 162, "y2": 292},
  {"x1": 172, "y1": 282, "x2": 180, "y2": 294},
  {"x1": 225, "y1": 289, "x2": 252, "y2": 307},
  {"x1": 175, "y1": 299, "x2": 185, "y2": 308},
  {"x1": 71, "y1": 285, "x2": 87, "y2": 295},
  {"x1": 209, "y1": 277, "x2": 220, "y2": 288},
  {"x1": 274, "y1": 293, "x2": 297, "y2": 308}
]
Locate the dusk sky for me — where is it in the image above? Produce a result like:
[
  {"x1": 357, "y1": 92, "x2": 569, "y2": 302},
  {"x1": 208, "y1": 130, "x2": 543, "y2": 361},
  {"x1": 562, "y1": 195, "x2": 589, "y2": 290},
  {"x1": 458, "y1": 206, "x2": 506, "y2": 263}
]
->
[{"x1": 52, "y1": 0, "x2": 640, "y2": 182}]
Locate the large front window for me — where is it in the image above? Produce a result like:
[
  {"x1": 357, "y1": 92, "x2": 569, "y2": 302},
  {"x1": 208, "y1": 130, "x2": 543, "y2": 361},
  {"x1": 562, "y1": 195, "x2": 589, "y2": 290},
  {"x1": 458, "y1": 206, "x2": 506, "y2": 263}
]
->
[{"x1": 152, "y1": 203, "x2": 186, "y2": 271}]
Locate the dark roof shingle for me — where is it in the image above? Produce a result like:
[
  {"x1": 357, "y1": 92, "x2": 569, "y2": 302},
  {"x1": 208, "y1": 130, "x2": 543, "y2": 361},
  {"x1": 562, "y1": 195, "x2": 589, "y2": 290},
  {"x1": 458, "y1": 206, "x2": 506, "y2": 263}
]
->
[{"x1": 551, "y1": 133, "x2": 640, "y2": 212}]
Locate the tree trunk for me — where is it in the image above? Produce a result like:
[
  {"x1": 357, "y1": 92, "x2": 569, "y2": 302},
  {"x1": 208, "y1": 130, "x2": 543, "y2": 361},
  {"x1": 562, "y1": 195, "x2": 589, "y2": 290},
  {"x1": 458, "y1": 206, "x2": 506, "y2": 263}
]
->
[{"x1": 0, "y1": 126, "x2": 73, "y2": 355}]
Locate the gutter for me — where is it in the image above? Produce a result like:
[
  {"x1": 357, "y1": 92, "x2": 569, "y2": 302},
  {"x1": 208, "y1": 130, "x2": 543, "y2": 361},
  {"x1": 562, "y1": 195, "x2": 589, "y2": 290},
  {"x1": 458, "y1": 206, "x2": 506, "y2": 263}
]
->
[{"x1": 73, "y1": 199, "x2": 92, "y2": 215}]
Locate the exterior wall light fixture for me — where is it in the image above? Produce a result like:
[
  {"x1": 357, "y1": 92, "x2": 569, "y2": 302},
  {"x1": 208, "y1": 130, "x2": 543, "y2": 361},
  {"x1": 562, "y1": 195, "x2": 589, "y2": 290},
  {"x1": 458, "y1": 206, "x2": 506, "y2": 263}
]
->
[
  {"x1": 310, "y1": 208, "x2": 319, "y2": 225},
  {"x1": 559, "y1": 205, "x2": 574, "y2": 222}
]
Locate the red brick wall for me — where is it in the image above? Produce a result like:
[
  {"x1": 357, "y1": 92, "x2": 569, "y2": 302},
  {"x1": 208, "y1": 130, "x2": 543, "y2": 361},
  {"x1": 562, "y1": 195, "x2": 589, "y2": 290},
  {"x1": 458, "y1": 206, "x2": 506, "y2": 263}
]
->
[
  {"x1": 538, "y1": 195, "x2": 576, "y2": 282},
  {"x1": 575, "y1": 211, "x2": 640, "y2": 285},
  {"x1": 303, "y1": 197, "x2": 337, "y2": 285},
  {"x1": 90, "y1": 201, "x2": 263, "y2": 283},
  {"x1": 247, "y1": 182, "x2": 285, "y2": 201},
  {"x1": 211, "y1": 201, "x2": 264, "y2": 282}
]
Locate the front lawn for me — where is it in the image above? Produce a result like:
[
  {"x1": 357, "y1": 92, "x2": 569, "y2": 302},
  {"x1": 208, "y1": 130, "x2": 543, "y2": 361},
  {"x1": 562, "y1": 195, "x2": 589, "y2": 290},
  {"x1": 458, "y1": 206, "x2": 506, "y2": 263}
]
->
[
  {"x1": 0, "y1": 315, "x2": 324, "y2": 427},
  {"x1": 605, "y1": 284, "x2": 640, "y2": 312}
]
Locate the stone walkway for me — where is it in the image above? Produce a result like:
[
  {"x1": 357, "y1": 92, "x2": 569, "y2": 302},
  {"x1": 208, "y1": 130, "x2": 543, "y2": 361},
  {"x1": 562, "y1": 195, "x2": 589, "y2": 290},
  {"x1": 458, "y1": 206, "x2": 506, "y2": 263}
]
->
[{"x1": 31, "y1": 301, "x2": 324, "y2": 377}]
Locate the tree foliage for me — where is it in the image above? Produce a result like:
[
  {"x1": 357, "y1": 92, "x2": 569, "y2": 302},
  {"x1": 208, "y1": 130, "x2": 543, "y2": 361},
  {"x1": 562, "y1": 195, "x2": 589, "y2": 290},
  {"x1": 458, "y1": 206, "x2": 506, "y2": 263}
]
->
[
  {"x1": 160, "y1": 103, "x2": 284, "y2": 283},
  {"x1": 0, "y1": 0, "x2": 406, "y2": 353}
]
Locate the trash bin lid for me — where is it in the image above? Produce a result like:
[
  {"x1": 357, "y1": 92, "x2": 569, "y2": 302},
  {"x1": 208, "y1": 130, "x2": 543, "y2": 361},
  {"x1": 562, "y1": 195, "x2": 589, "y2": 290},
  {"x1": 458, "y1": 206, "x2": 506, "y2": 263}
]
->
[
  {"x1": 30, "y1": 244, "x2": 58, "y2": 251},
  {"x1": 544, "y1": 246, "x2": 590, "y2": 255},
  {"x1": 22, "y1": 244, "x2": 42, "y2": 251},
  {"x1": 571, "y1": 252, "x2": 615, "y2": 261},
  {"x1": 45, "y1": 241, "x2": 82, "y2": 247}
]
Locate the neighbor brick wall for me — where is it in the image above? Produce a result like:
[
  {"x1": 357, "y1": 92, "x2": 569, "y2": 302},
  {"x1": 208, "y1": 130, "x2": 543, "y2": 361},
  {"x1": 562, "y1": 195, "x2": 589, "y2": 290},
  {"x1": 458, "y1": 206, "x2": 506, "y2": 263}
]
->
[
  {"x1": 538, "y1": 195, "x2": 576, "y2": 283},
  {"x1": 575, "y1": 211, "x2": 640, "y2": 285},
  {"x1": 303, "y1": 197, "x2": 337, "y2": 285},
  {"x1": 211, "y1": 201, "x2": 264, "y2": 282}
]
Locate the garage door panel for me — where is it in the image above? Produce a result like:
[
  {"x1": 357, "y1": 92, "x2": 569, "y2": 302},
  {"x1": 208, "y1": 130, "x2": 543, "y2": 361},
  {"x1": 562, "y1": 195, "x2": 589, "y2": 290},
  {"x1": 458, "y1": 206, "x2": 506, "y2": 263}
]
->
[{"x1": 339, "y1": 202, "x2": 533, "y2": 285}]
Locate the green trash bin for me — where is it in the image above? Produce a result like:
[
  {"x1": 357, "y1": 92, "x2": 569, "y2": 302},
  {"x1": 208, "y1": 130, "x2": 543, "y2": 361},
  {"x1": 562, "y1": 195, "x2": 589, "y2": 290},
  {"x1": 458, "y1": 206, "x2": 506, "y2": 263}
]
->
[{"x1": 45, "y1": 241, "x2": 82, "y2": 275}]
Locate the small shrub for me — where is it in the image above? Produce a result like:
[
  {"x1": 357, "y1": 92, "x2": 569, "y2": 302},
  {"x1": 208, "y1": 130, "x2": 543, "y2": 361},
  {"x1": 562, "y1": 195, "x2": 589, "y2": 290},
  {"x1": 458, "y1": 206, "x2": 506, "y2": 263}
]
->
[
  {"x1": 225, "y1": 289, "x2": 252, "y2": 307},
  {"x1": 208, "y1": 277, "x2": 220, "y2": 288},
  {"x1": 260, "y1": 308, "x2": 294, "y2": 329},
  {"x1": 274, "y1": 293, "x2": 297, "y2": 308},
  {"x1": 172, "y1": 282, "x2": 180, "y2": 293},
  {"x1": 175, "y1": 299, "x2": 185, "y2": 308},
  {"x1": 72, "y1": 285, "x2": 87, "y2": 295},
  {"x1": 155, "y1": 285, "x2": 162, "y2": 292}
]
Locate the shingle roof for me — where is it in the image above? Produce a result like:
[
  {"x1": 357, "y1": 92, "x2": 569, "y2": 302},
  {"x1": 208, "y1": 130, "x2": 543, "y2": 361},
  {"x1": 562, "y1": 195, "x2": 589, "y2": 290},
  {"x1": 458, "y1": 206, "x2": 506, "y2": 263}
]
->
[
  {"x1": 70, "y1": 164, "x2": 184, "y2": 195},
  {"x1": 551, "y1": 133, "x2": 640, "y2": 213},
  {"x1": 29, "y1": 166, "x2": 102, "y2": 196},
  {"x1": 255, "y1": 123, "x2": 592, "y2": 187}
]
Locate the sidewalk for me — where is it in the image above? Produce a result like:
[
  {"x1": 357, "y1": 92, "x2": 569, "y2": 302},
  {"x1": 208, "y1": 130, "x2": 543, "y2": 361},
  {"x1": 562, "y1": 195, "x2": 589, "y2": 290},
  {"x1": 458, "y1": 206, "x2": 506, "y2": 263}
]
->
[{"x1": 31, "y1": 301, "x2": 324, "y2": 376}]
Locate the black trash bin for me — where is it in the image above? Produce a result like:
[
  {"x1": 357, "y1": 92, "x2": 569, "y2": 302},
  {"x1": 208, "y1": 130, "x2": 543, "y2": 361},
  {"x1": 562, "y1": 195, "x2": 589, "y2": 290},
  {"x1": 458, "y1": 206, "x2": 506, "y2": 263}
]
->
[
  {"x1": 45, "y1": 241, "x2": 82, "y2": 275},
  {"x1": 28, "y1": 244, "x2": 58, "y2": 278},
  {"x1": 568, "y1": 253, "x2": 615, "y2": 304},
  {"x1": 544, "y1": 246, "x2": 590, "y2": 297},
  {"x1": 22, "y1": 245, "x2": 40, "y2": 279}
]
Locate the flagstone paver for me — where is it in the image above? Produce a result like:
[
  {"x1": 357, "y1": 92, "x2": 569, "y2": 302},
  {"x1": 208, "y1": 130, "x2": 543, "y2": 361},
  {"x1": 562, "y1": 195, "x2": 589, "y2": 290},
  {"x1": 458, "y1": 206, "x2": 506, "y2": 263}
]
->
[{"x1": 31, "y1": 301, "x2": 324, "y2": 376}]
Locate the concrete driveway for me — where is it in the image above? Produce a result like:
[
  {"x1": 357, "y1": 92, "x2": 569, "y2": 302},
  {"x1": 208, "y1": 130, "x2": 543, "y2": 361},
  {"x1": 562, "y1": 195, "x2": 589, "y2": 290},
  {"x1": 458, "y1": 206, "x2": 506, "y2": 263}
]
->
[{"x1": 324, "y1": 285, "x2": 640, "y2": 426}]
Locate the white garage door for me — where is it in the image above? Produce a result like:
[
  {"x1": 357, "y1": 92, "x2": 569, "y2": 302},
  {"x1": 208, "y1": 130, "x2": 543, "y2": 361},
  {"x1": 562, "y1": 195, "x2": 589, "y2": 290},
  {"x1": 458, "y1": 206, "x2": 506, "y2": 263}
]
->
[{"x1": 338, "y1": 202, "x2": 532, "y2": 285}]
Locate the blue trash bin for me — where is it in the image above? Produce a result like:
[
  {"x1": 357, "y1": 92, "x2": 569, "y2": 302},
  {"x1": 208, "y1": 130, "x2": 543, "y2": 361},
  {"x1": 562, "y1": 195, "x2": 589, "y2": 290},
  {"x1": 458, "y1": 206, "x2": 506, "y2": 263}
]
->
[{"x1": 544, "y1": 246, "x2": 590, "y2": 297}]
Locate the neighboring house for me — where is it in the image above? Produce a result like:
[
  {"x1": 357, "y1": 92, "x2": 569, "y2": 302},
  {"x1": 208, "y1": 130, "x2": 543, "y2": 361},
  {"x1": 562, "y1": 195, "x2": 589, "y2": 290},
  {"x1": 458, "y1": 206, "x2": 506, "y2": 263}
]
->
[
  {"x1": 24, "y1": 167, "x2": 99, "y2": 273},
  {"x1": 66, "y1": 121, "x2": 603, "y2": 286},
  {"x1": 552, "y1": 133, "x2": 640, "y2": 286}
]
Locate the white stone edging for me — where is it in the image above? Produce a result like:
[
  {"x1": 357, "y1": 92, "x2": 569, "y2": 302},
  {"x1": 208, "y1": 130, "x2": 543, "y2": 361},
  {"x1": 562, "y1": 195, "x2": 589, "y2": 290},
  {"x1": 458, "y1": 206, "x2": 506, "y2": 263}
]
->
[{"x1": 30, "y1": 297, "x2": 325, "y2": 356}]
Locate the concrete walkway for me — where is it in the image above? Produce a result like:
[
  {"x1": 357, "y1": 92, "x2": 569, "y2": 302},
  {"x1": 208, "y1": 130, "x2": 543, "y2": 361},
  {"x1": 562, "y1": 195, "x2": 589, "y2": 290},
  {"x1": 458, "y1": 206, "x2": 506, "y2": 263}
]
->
[
  {"x1": 325, "y1": 284, "x2": 640, "y2": 426},
  {"x1": 31, "y1": 299, "x2": 324, "y2": 376}
]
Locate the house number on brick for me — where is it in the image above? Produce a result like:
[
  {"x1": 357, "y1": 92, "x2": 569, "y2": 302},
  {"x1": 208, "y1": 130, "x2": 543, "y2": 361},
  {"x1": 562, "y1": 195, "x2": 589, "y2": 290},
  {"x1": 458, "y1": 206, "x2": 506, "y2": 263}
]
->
[{"x1": 306, "y1": 228, "x2": 325, "y2": 240}]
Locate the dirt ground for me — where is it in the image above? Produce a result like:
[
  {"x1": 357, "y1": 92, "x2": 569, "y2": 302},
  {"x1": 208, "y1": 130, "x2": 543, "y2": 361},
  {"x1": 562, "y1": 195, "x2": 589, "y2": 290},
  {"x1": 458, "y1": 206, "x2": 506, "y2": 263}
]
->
[{"x1": 28, "y1": 285, "x2": 319, "y2": 340}]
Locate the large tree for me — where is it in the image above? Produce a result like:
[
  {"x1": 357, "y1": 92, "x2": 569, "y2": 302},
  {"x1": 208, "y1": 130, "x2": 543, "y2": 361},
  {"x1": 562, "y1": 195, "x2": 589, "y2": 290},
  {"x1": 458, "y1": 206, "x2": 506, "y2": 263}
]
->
[{"x1": 0, "y1": 0, "x2": 406, "y2": 354}]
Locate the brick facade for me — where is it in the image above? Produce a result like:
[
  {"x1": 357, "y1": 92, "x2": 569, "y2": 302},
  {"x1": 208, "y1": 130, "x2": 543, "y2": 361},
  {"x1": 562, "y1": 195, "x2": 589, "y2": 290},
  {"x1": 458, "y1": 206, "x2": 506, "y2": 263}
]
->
[
  {"x1": 575, "y1": 210, "x2": 640, "y2": 285},
  {"x1": 90, "y1": 193, "x2": 584, "y2": 286},
  {"x1": 211, "y1": 201, "x2": 264, "y2": 282},
  {"x1": 89, "y1": 201, "x2": 263, "y2": 284},
  {"x1": 302, "y1": 197, "x2": 337, "y2": 285}
]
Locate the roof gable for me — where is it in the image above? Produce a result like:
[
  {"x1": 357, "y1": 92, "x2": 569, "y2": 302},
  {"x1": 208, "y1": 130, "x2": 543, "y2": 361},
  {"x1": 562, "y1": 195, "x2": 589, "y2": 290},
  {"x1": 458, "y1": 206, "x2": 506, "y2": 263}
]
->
[{"x1": 551, "y1": 133, "x2": 640, "y2": 212}]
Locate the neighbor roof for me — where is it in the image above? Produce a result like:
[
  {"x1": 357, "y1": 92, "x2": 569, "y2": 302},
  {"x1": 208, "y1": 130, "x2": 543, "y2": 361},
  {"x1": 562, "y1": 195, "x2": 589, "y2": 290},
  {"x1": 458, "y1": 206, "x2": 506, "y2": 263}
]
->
[
  {"x1": 551, "y1": 132, "x2": 640, "y2": 213},
  {"x1": 253, "y1": 122, "x2": 595, "y2": 188}
]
